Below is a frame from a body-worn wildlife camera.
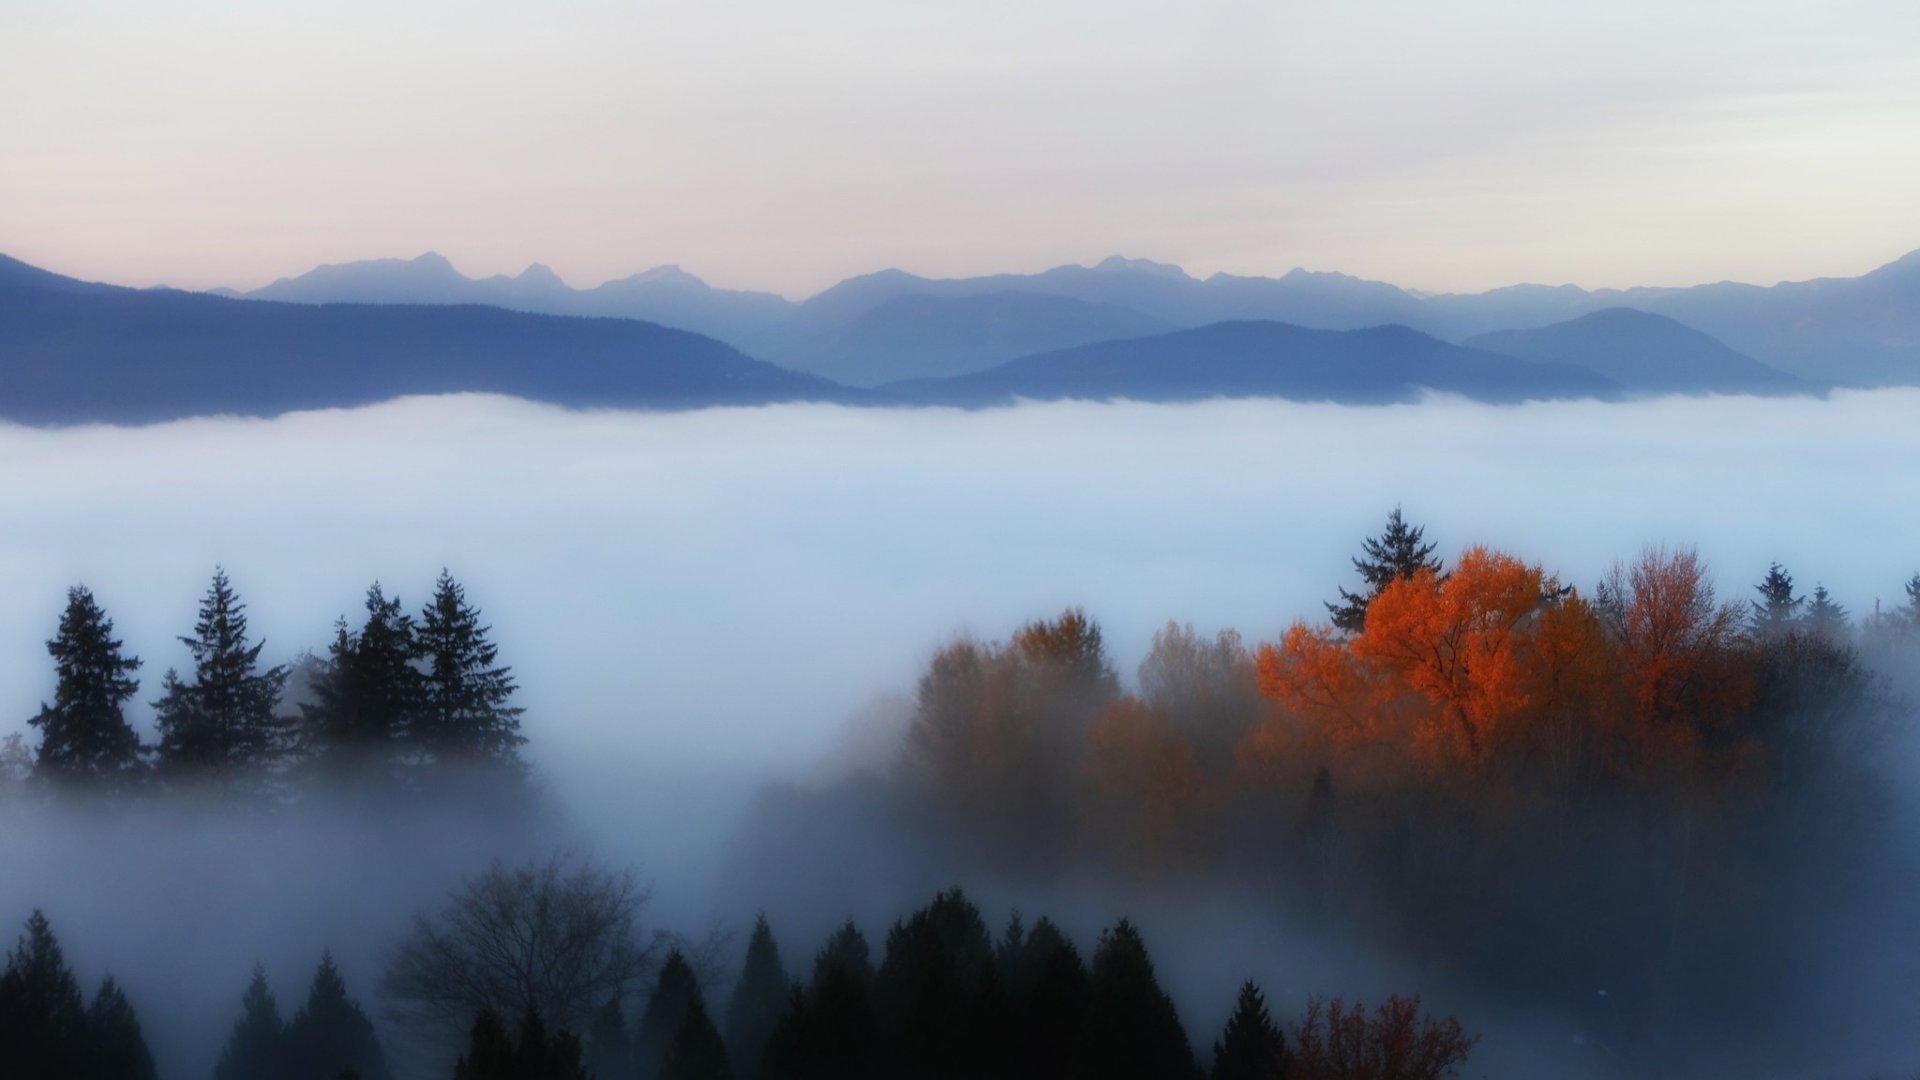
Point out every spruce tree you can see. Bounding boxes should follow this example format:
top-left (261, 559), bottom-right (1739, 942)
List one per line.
top-left (84, 976), bottom-right (157, 1080)
top-left (300, 585), bottom-right (421, 778)
top-left (452, 1009), bottom-right (516, 1080)
top-left (1210, 981), bottom-right (1285, 1080)
top-left (662, 994), bottom-right (733, 1080)
top-left (154, 569), bottom-right (291, 783)
top-left (768, 921), bottom-right (879, 1080)
top-left (215, 966), bottom-right (287, 1080)
top-left (1326, 509), bottom-right (1443, 633)
top-left (1749, 563), bottom-right (1803, 639)
top-left (282, 952), bottom-right (391, 1080)
top-left (416, 571), bottom-right (525, 769)
top-left (726, 915), bottom-right (788, 1080)
top-left (0, 910), bottom-right (90, 1078)
top-left (635, 950), bottom-right (702, 1080)
top-left (1004, 917), bottom-right (1087, 1080)
top-left (1904, 573), bottom-right (1920, 626)
top-left (1804, 584), bottom-right (1849, 639)
top-left (873, 889), bottom-right (993, 1079)
top-left (1078, 919), bottom-right (1199, 1080)
top-left (29, 587), bottom-right (144, 788)
top-left (510, 1008), bottom-right (589, 1080)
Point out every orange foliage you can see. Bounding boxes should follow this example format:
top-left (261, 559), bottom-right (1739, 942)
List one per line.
top-left (1080, 696), bottom-right (1207, 872)
top-left (1353, 548), bottom-right (1547, 765)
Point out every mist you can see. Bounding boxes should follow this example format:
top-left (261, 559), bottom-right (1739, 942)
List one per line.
top-left (4, 391), bottom-right (1919, 1078)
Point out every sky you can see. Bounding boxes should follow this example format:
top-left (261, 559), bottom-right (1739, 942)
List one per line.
top-left (3, 0), bottom-right (1918, 298)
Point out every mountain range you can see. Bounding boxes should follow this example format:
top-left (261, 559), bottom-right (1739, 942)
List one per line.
top-left (213, 249), bottom-right (1920, 388)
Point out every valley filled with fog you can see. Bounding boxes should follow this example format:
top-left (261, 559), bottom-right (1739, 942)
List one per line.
top-left (4, 391), bottom-right (1919, 1079)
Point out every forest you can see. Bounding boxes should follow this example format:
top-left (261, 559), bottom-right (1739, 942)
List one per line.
top-left (2, 512), bottom-right (1917, 1078)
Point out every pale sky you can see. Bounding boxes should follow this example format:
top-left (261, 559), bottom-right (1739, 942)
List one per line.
top-left (3, 0), bottom-right (1917, 298)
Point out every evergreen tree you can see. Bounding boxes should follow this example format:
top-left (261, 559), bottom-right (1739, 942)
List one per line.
top-left (300, 586), bottom-right (421, 777)
top-left (1002, 917), bottom-right (1087, 1080)
top-left (451, 1009), bottom-right (516, 1080)
top-left (1749, 562), bottom-right (1803, 639)
top-left (29, 587), bottom-right (144, 787)
top-left (1210, 981), bottom-right (1285, 1080)
top-left (635, 950), bottom-right (702, 1080)
top-left (661, 995), bottom-right (733, 1080)
top-left (84, 977), bottom-right (156, 1080)
top-left (764, 922), bottom-right (879, 1080)
top-left (585, 995), bottom-right (630, 1080)
top-left (1326, 509), bottom-right (1443, 634)
top-left (725, 915), bottom-right (788, 1080)
top-left (216, 966), bottom-right (287, 1080)
top-left (1078, 919), bottom-right (1199, 1080)
top-left (0, 910), bottom-right (90, 1079)
top-left (283, 952), bottom-right (391, 1080)
top-left (416, 571), bottom-right (525, 769)
top-left (873, 889), bottom-right (994, 1079)
top-left (1904, 572), bottom-right (1920, 626)
top-left (510, 1008), bottom-right (590, 1080)
top-left (1804, 584), bottom-right (1850, 639)
top-left (154, 569), bottom-right (291, 783)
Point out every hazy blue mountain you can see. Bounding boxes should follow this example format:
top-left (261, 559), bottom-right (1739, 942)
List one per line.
top-left (886, 320), bottom-right (1619, 408)
top-left (771, 290), bottom-right (1172, 385)
top-left (1467, 309), bottom-right (1809, 396)
top-left (236, 253), bottom-right (798, 349)
top-left (0, 255), bottom-right (862, 425)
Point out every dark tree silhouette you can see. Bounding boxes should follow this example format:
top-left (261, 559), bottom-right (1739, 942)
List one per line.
top-left (999, 916), bottom-right (1087, 1080)
top-left (1749, 562), bottom-right (1803, 639)
top-left (507, 1008), bottom-right (589, 1080)
top-left (1803, 584), bottom-right (1849, 639)
top-left (0, 910), bottom-right (90, 1078)
top-left (765, 921), bottom-right (880, 1080)
top-left (29, 587), bottom-right (144, 788)
top-left (725, 915), bottom-right (788, 1080)
top-left (415, 571), bottom-right (526, 770)
top-left (584, 995), bottom-right (629, 1080)
top-left (384, 852), bottom-right (652, 1039)
top-left (661, 995), bottom-right (733, 1080)
top-left (153, 569), bottom-right (291, 783)
top-left (282, 952), bottom-right (391, 1080)
top-left (1326, 508), bottom-right (1443, 634)
top-left (84, 976), bottom-right (157, 1080)
top-left (215, 966), bottom-right (287, 1080)
top-left (1211, 980), bottom-right (1286, 1080)
top-left (451, 1009), bottom-right (516, 1080)
top-left (1078, 919), bottom-right (1199, 1080)
top-left (300, 585), bottom-right (421, 777)
top-left (873, 889), bottom-right (994, 1079)
top-left (635, 950), bottom-right (703, 1080)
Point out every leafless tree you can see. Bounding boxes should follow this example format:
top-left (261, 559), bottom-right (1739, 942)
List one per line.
top-left (381, 850), bottom-right (656, 1036)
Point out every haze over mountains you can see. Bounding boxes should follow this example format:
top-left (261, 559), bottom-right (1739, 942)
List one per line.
top-left (219, 248), bottom-right (1918, 389)
top-left (3, 246), bottom-right (1909, 424)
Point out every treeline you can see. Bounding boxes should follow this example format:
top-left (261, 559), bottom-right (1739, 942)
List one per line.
top-left (1, 569), bottom-right (526, 801)
top-left (0, 885), bottom-right (1477, 1080)
top-left (737, 511), bottom-right (1918, 1063)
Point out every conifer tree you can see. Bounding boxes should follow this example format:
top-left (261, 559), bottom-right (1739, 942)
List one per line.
top-left (1904, 573), bottom-right (1920, 626)
top-left (1803, 584), bottom-right (1849, 639)
top-left (1327, 509), bottom-right (1443, 633)
top-left (510, 1008), bottom-right (589, 1080)
top-left (84, 976), bottom-right (157, 1080)
top-left (873, 889), bottom-right (993, 1079)
top-left (0, 910), bottom-right (89, 1079)
top-left (1002, 917), bottom-right (1087, 1080)
top-left (661, 995), bottom-right (733, 1080)
top-left (29, 587), bottom-right (144, 788)
top-left (585, 995), bottom-right (629, 1080)
top-left (154, 569), bottom-right (291, 783)
top-left (635, 950), bottom-right (702, 1080)
top-left (763, 922), bottom-right (879, 1080)
top-left (1078, 919), bottom-right (1199, 1080)
top-left (300, 585), bottom-right (421, 777)
top-left (215, 966), bottom-right (287, 1080)
top-left (1210, 981), bottom-right (1285, 1080)
top-left (1749, 562), bottom-right (1802, 639)
top-left (452, 1009), bottom-right (516, 1080)
top-left (726, 915), bottom-right (788, 1080)
top-left (283, 952), bottom-right (391, 1080)
top-left (416, 571), bottom-right (525, 769)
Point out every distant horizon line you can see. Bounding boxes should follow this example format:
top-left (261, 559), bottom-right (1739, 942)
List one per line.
top-left (12, 244), bottom-right (1920, 306)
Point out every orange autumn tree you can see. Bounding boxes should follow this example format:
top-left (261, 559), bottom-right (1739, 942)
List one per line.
top-left (1257, 547), bottom-right (1593, 770)
top-left (1079, 695), bottom-right (1207, 874)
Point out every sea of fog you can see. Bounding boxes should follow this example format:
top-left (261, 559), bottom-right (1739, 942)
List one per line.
top-left (3, 390), bottom-right (1919, 1078)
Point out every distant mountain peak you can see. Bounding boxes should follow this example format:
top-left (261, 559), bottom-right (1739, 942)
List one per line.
top-left (516, 262), bottom-right (566, 287)
top-left (411, 252), bottom-right (456, 270)
top-left (626, 264), bottom-right (705, 287)
top-left (1092, 255), bottom-right (1191, 280)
